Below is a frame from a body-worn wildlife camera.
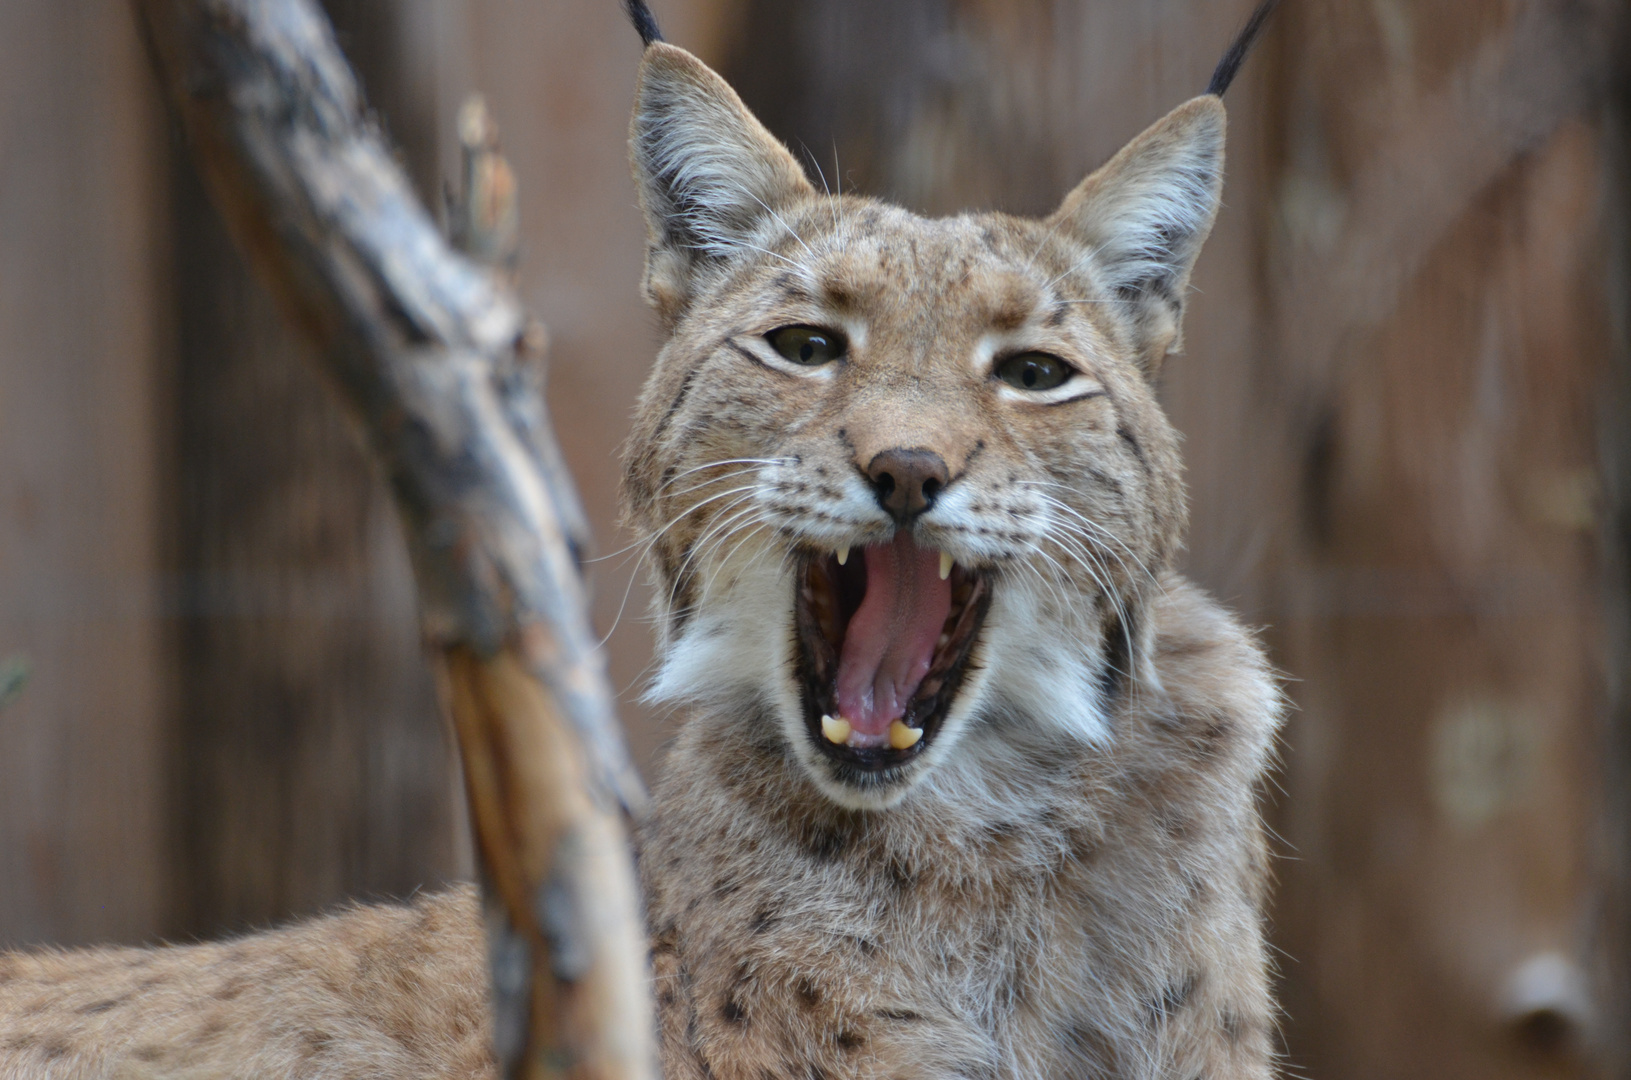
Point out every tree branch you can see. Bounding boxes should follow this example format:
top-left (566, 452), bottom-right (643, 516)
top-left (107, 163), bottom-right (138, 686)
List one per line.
top-left (134, 2), bottom-right (654, 1077)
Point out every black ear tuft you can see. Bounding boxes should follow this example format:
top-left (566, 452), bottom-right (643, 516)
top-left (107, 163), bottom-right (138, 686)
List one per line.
top-left (624, 0), bottom-right (663, 47)
top-left (1205, 0), bottom-right (1280, 97)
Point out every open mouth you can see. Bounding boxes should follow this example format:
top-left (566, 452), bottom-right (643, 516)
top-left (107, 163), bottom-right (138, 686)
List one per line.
top-left (795, 531), bottom-right (992, 773)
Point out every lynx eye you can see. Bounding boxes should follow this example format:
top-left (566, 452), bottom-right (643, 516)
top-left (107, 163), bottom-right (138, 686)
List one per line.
top-left (767, 325), bottom-right (845, 366)
top-left (995, 351), bottom-right (1072, 391)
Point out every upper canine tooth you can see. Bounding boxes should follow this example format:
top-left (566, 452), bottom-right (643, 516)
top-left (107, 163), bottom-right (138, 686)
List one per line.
top-left (889, 720), bottom-right (923, 750)
top-left (836, 545), bottom-right (850, 566)
top-left (821, 714), bottom-right (852, 744)
top-left (939, 551), bottom-right (954, 580)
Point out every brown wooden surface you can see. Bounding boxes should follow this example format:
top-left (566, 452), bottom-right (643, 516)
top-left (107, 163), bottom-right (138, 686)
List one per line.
top-left (1601, 63), bottom-right (1631, 1074)
top-left (1269, 4), bottom-right (1620, 1077)
top-left (0, 0), bottom-right (169, 949)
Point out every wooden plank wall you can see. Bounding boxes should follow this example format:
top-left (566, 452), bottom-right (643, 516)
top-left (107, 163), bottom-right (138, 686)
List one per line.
top-left (0, 0), bottom-right (169, 948)
top-left (1266, 3), bottom-right (1622, 1076)
top-left (162, 0), bottom-right (467, 939)
top-left (0, 1), bottom-right (1624, 1077)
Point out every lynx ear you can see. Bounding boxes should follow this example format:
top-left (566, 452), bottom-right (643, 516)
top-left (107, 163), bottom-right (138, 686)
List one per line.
top-left (631, 43), bottom-right (815, 325)
top-left (1049, 95), bottom-right (1225, 372)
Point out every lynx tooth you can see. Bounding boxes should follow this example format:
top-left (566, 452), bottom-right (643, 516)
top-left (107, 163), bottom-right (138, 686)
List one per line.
top-left (939, 551), bottom-right (953, 580)
top-left (821, 714), bottom-right (851, 744)
top-left (889, 719), bottom-right (923, 750)
top-left (836, 545), bottom-right (850, 566)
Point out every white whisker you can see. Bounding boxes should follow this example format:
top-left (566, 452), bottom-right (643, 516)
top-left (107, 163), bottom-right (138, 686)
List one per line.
top-left (597, 485), bottom-right (762, 646)
top-left (656, 457), bottom-right (788, 494)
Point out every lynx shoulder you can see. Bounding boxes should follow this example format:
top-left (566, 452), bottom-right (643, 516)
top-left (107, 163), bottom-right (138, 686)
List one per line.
top-left (0, 7), bottom-right (1283, 1079)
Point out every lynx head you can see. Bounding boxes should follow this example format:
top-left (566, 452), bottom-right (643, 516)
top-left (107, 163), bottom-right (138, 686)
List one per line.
top-left (621, 41), bottom-right (1225, 810)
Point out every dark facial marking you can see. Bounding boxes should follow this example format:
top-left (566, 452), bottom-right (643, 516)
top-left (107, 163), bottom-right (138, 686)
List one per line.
top-left (77, 997), bottom-right (126, 1015)
top-left (988, 291), bottom-right (1035, 332)
top-left (1100, 611), bottom-right (1132, 700)
top-left (1118, 425), bottom-right (1149, 472)
top-left (796, 978), bottom-right (822, 1008)
top-left (1060, 1021), bottom-right (1120, 1072)
top-left (1159, 808), bottom-right (1194, 840)
top-left (1145, 973), bottom-right (1200, 1026)
top-left (726, 338), bottom-right (784, 374)
top-left (653, 367), bottom-right (699, 444)
top-left (1083, 464), bottom-right (1123, 497)
top-left (877, 1009), bottom-right (923, 1021)
top-left (821, 277), bottom-right (860, 311)
top-left (1197, 719), bottom-right (1235, 758)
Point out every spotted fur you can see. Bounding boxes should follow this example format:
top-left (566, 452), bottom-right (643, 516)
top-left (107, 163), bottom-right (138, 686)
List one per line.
top-left (0, 888), bottom-right (490, 1079)
top-left (623, 40), bottom-right (1282, 1079)
top-left (0, 32), bottom-right (1281, 1080)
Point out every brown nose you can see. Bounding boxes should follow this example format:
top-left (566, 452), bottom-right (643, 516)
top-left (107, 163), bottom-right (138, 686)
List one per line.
top-left (865, 448), bottom-right (950, 524)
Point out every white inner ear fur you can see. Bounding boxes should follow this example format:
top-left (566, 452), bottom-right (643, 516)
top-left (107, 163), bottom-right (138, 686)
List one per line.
top-left (631, 43), bottom-right (814, 266)
top-left (1050, 95), bottom-right (1226, 359)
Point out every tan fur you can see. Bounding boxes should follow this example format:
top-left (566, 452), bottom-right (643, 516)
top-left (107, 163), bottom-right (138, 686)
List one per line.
top-left (0, 39), bottom-right (1279, 1080)
top-left (643, 580), bottom-right (1278, 1079)
top-left (0, 888), bottom-right (490, 1079)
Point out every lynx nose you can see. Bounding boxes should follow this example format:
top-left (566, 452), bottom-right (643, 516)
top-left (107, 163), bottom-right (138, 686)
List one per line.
top-left (865, 448), bottom-right (950, 525)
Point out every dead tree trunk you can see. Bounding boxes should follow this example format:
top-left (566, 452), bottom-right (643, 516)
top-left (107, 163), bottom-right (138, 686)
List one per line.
top-left (135, 2), bottom-right (656, 1078)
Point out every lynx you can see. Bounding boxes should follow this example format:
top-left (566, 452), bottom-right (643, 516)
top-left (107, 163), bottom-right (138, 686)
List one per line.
top-left (0, 4), bottom-right (1282, 1078)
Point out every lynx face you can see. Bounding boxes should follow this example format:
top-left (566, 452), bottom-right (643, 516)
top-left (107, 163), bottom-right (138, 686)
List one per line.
top-left (624, 44), bottom-right (1223, 809)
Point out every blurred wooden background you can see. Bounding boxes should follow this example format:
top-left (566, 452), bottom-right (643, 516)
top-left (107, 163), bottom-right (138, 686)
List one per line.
top-left (0, 1), bottom-right (1625, 1077)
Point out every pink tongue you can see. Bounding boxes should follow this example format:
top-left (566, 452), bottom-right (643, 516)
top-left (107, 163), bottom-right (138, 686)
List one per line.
top-left (835, 532), bottom-right (952, 737)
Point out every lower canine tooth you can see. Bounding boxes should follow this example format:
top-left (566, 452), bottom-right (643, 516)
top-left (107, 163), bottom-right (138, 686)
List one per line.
top-left (821, 714), bottom-right (851, 744)
top-left (889, 720), bottom-right (923, 750)
top-left (939, 551), bottom-right (954, 580)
